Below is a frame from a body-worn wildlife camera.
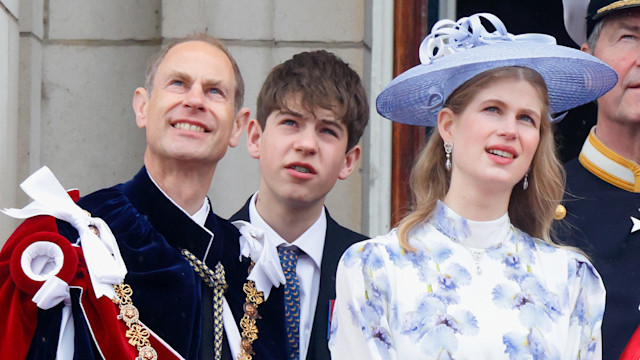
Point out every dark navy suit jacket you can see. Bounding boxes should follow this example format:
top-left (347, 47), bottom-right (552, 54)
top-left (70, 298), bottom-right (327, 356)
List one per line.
top-left (230, 197), bottom-right (367, 360)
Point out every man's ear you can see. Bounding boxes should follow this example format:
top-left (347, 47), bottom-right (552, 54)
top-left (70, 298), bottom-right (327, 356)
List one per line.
top-left (581, 42), bottom-right (591, 54)
top-left (133, 87), bottom-right (149, 129)
top-left (437, 107), bottom-right (456, 143)
top-left (338, 144), bottom-right (362, 180)
top-left (246, 118), bottom-right (263, 159)
top-left (228, 107), bottom-right (250, 148)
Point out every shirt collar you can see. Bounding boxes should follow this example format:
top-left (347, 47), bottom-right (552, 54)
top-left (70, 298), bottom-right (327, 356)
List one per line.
top-left (191, 200), bottom-right (210, 227)
top-left (579, 127), bottom-right (640, 192)
top-left (248, 192), bottom-right (326, 269)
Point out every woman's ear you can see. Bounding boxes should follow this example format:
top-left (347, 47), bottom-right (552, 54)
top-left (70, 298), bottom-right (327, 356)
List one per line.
top-left (437, 108), bottom-right (455, 143)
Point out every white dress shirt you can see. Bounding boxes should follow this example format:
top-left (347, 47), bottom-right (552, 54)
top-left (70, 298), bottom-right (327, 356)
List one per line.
top-left (248, 192), bottom-right (326, 360)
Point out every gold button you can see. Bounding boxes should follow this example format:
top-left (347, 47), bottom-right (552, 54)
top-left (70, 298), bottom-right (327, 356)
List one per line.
top-left (554, 205), bottom-right (566, 220)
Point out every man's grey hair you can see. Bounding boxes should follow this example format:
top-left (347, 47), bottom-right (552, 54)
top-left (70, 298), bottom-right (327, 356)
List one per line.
top-left (586, 19), bottom-right (605, 53)
top-left (144, 34), bottom-right (245, 113)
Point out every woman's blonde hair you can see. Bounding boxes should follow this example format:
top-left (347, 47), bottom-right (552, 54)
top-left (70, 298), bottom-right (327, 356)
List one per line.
top-left (397, 66), bottom-right (565, 251)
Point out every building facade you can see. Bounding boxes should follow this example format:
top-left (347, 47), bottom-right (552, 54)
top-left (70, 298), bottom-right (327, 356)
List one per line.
top-left (0, 0), bottom-right (394, 241)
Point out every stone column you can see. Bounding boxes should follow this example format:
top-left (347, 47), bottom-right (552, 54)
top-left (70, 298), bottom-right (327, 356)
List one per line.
top-left (0, 0), bottom-right (20, 241)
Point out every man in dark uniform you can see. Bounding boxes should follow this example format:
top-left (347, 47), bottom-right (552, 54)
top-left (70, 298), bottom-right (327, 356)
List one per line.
top-left (561, 1), bottom-right (640, 358)
top-left (0, 34), bottom-right (283, 359)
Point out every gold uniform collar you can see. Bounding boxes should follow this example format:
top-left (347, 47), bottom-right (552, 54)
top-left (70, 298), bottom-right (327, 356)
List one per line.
top-left (578, 127), bottom-right (640, 192)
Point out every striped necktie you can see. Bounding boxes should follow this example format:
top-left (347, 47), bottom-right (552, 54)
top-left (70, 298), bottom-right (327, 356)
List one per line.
top-left (279, 246), bottom-right (301, 360)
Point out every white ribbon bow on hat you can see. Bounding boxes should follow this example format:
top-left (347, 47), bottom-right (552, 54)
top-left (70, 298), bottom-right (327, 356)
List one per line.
top-left (2, 166), bottom-right (127, 301)
top-left (419, 13), bottom-right (555, 65)
top-left (232, 220), bottom-right (286, 300)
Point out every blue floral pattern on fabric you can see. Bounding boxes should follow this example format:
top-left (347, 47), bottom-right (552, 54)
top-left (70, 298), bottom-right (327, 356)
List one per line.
top-left (329, 201), bottom-right (605, 360)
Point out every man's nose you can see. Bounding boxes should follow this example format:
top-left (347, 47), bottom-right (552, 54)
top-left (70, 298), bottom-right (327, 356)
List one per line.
top-left (184, 86), bottom-right (206, 111)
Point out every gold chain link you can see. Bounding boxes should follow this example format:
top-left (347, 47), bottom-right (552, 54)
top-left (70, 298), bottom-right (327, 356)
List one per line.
top-left (113, 283), bottom-right (158, 360)
top-left (236, 261), bottom-right (265, 360)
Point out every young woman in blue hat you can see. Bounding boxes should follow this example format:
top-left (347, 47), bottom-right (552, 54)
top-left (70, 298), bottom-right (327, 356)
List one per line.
top-left (329, 13), bottom-right (617, 359)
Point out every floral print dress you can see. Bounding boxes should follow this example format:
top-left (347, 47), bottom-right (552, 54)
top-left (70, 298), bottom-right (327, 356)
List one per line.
top-left (329, 201), bottom-right (605, 360)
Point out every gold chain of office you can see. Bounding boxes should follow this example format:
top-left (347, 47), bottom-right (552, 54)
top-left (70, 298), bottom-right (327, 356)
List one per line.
top-left (98, 224), bottom-right (263, 360)
top-left (113, 283), bottom-right (158, 360)
top-left (85, 222), bottom-right (158, 360)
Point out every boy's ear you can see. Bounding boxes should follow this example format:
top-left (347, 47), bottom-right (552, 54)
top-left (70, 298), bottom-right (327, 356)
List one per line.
top-left (246, 119), bottom-right (263, 159)
top-left (133, 87), bottom-right (149, 129)
top-left (228, 107), bottom-right (250, 148)
top-left (338, 144), bottom-right (361, 180)
top-left (437, 107), bottom-right (456, 143)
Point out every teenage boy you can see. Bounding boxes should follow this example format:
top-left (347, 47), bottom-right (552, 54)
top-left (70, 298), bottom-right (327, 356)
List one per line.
top-left (231, 50), bottom-right (369, 360)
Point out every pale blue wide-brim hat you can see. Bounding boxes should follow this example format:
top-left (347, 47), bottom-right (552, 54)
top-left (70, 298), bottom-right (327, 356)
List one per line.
top-left (376, 13), bottom-right (618, 126)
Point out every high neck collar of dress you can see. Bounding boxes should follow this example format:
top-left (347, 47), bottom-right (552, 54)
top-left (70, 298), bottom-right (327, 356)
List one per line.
top-left (431, 200), bottom-right (511, 249)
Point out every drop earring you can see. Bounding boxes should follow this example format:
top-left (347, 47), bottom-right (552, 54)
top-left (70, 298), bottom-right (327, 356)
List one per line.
top-left (444, 142), bottom-right (453, 171)
top-left (523, 173), bottom-right (529, 190)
